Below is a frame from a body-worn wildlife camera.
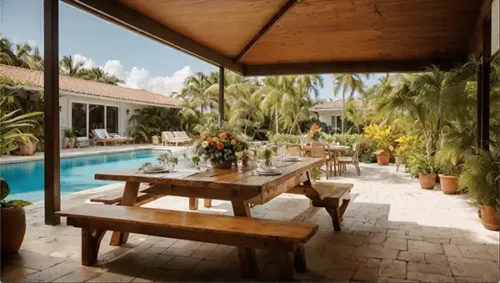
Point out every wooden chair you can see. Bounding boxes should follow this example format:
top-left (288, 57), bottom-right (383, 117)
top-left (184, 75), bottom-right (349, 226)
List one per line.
top-left (310, 142), bottom-right (332, 179)
top-left (337, 143), bottom-right (361, 176)
top-left (56, 204), bottom-right (318, 281)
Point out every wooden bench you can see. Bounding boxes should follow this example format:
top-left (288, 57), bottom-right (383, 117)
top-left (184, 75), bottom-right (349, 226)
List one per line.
top-left (56, 204), bottom-right (318, 281)
top-left (289, 182), bottom-right (352, 231)
top-left (89, 185), bottom-right (159, 206)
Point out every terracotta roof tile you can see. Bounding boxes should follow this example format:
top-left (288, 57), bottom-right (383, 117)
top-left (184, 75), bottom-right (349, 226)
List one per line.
top-left (313, 99), bottom-right (364, 110)
top-left (0, 64), bottom-right (178, 107)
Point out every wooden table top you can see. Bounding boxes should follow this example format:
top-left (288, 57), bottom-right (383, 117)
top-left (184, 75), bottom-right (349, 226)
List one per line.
top-left (95, 157), bottom-right (324, 192)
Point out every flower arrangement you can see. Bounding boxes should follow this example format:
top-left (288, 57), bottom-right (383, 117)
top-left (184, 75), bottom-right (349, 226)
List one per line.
top-left (196, 129), bottom-right (248, 169)
top-left (307, 124), bottom-right (322, 141)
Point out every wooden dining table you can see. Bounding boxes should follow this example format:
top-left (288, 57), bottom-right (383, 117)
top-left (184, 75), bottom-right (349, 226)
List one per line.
top-left (95, 157), bottom-right (331, 275)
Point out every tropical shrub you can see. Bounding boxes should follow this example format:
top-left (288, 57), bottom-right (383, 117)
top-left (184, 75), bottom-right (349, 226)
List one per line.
top-left (395, 134), bottom-right (425, 165)
top-left (127, 107), bottom-right (182, 143)
top-left (459, 148), bottom-right (500, 207)
top-left (269, 133), bottom-right (304, 145)
top-left (363, 124), bottom-right (395, 156)
top-left (407, 154), bottom-right (435, 175)
top-left (1, 178), bottom-right (31, 208)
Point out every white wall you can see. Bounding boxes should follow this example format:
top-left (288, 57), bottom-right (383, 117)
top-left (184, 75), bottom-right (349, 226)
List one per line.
top-left (59, 93), bottom-right (152, 138)
top-left (316, 109), bottom-right (342, 128)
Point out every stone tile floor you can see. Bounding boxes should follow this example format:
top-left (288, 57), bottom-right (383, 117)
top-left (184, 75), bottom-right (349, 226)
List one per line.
top-left (1, 163), bottom-right (499, 282)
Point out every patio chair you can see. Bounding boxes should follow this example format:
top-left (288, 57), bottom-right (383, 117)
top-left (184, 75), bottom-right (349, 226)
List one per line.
top-left (178, 131), bottom-right (193, 143)
top-left (310, 142), bottom-right (332, 179)
top-left (337, 143), bottom-right (361, 176)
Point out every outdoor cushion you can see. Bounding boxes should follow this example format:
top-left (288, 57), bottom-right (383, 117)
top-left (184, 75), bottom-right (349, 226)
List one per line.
top-left (101, 129), bottom-right (112, 139)
top-left (93, 129), bottom-right (105, 139)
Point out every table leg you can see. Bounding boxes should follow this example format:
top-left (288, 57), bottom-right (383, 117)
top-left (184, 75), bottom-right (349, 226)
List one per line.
top-left (333, 152), bottom-right (338, 176)
top-left (231, 201), bottom-right (259, 279)
top-left (189, 197), bottom-right (199, 210)
top-left (110, 181), bottom-right (140, 246)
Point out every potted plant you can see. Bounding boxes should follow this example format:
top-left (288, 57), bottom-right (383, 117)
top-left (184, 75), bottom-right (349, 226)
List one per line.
top-left (157, 150), bottom-right (179, 171)
top-left (363, 124), bottom-right (394, 165)
top-left (435, 152), bottom-right (460, 194)
top-left (460, 148), bottom-right (500, 231)
top-left (196, 129), bottom-right (247, 169)
top-left (19, 138), bottom-right (37, 156)
top-left (1, 178), bottom-right (31, 253)
top-left (409, 154), bottom-right (436, 189)
top-left (62, 128), bottom-right (76, 149)
top-left (260, 147), bottom-right (274, 167)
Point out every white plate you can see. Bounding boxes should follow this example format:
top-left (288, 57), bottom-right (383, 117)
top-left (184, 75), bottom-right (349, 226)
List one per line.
top-left (142, 167), bottom-right (169, 174)
top-left (256, 167), bottom-right (279, 173)
top-left (255, 170), bottom-right (282, 176)
top-left (281, 156), bottom-right (302, 162)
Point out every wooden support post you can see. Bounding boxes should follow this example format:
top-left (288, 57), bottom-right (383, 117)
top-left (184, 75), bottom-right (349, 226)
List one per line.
top-left (189, 197), bottom-right (199, 210)
top-left (478, 17), bottom-right (492, 150)
top-left (44, 0), bottom-right (61, 226)
top-left (82, 228), bottom-right (106, 266)
top-left (293, 245), bottom-right (307, 273)
top-left (278, 252), bottom-right (294, 281)
top-left (218, 66), bottom-right (224, 127)
top-left (231, 201), bottom-right (259, 279)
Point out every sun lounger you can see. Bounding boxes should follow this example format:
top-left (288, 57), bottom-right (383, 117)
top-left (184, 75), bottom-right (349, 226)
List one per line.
top-left (91, 129), bottom-right (133, 146)
top-left (162, 131), bottom-right (190, 146)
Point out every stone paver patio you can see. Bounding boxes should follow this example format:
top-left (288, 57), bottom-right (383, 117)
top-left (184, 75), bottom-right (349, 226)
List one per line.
top-left (1, 163), bottom-right (499, 282)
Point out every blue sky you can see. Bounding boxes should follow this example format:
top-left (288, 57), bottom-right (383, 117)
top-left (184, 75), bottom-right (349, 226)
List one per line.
top-left (0, 0), bottom-right (380, 99)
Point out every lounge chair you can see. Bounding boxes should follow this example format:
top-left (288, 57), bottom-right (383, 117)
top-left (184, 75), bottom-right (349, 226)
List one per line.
top-left (90, 129), bottom-right (133, 146)
top-left (177, 131), bottom-right (193, 143)
top-left (162, 131), bottom-right (190, 146)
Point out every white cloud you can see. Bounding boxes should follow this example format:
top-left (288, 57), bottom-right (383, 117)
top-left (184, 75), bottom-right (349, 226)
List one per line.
top-left (75, 55), bottom-right (191, 95)
top-left (73, 54), bottom-right (96, 69)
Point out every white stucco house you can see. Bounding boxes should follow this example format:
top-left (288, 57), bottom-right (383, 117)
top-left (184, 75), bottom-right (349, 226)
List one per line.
top-left (0, 64), bottom-right (178, 144)
top-left (312, 99), bottom-right (365, 132)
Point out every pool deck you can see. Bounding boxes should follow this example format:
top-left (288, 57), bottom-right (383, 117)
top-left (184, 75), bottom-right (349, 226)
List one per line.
top-left (1, 163), bottom-right (498, 282)
top-left (0, 144), bottom-right (188, 165)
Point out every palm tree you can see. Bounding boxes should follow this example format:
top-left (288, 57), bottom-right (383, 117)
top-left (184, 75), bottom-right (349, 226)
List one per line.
top-left (26, 47), bottom-right (43, 70)
top-left (0, 35), bottom-right (15, 65)
top-left (183, 72), bottom-right (216, 115)
top-left (13, 44), bottom-right (32, 68)
top-left (59, 55), bottom-right (86, 77)
top-left (84, 67), bottom-right (122, 85)
top-left (332, 73), bottom-right (369, 133)
top-left (260, 76), bottom-right (296, 134)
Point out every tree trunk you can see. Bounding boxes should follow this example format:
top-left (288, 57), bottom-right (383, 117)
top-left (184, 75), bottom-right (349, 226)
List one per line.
top-left (275, 107), bottom-right (279, 133)
top-left (341, 93), bottom-right (345, 134)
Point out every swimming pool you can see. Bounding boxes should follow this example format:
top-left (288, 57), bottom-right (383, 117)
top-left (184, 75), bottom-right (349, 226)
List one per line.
top-left (0, 150), bottom-right (185, 202)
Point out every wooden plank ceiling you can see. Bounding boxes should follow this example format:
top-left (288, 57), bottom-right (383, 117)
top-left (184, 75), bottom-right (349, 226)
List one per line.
top-left (64, 0), bottom-right (483, 75)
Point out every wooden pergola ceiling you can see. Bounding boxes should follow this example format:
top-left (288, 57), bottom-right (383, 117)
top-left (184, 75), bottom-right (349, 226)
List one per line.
top-left (64, 0), bottom-right (485, 75)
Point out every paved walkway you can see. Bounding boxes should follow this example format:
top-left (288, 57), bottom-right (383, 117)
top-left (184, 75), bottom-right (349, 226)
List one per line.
top-left (1, 163), bottom-right (498, 282)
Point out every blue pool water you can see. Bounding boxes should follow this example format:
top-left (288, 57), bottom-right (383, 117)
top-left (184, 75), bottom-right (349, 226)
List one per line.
top-left (0, 150), bottom-right (183, 202)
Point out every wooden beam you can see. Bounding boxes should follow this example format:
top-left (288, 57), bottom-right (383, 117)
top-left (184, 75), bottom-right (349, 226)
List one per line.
top-left (62, 0), bottom-right (243, 74)
top-left (234, 0), bottom-right (299, 63)
top-left (44, 0), bottom-right (61, 226)
top-left (470, 0), bottom-right (494, 58)
top-left (243, 57), bottom-right (467, 76)
top-left (478, 18), bottom-right (492, 149)
top-left (218, 66), bottom-right (225, 127)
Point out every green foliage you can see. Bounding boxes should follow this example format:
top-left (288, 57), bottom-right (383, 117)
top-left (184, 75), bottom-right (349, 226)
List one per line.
top-left (363, 124), bottom-right (395, 155)
top-left (0, 91), bottom-right (42, 154)
top-left (269, 133), bottom-right (304, 145)
top-left (127, 107), bottom-right (182, 143)
top-left (407, 154), bottom-right (435, 175)
top-left (0, 178), bottom-right (31, 208)
top-left (459, 148), bottom-right (500, 207)
top-left (62, 128), bottom-right (76, 138)
top-left (395, 134), bottom-right (425, 165)
top-left (309, 167), bottom-right (322, 181)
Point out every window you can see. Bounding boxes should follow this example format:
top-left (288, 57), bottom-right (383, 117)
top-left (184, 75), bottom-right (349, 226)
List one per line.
top-left (72, 103), bottom-right (87, 137)
top-left (89, 104), bottom-right (105, 130)
top-left (106, 106), bottom-right (119, 133)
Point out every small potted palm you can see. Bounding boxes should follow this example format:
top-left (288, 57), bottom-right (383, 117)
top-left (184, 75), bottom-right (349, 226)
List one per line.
top-left (460, 148), bottom-right (500, 231)
top-left (409, 154), bottom-right (436, 189)
top-left (363, 124), bottom-right (394, 165)
top-left (1, 178), bottom-right (31, 253)
top-left (435, 153), bottom-right (460, 194)
top-left (62, 128), bottom-right (76, 149)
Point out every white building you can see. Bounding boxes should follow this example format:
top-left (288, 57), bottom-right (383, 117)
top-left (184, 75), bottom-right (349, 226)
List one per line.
top-left (0, 64), bottom-right (178, 141)
top-left (312, 99), bottom-right (365, 132)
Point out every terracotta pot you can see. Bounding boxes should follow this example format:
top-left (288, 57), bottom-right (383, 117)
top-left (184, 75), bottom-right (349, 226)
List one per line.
top-left (478, 205), bottom-right (500, 231)
top-left (419, 173), bottom-right (436, 189)
top-left (211, 159), bottom-right (234, 169)
top-left (438, 175), bottom-right (459, 194)
top-left (1, 207), bottom-right (26, 254)
top-left (19, 145), bottom-right (36, 156)
top-left (64, 138), bottom-right (75, 149)
top-left (152, 136), bottom-right (159, 145)
top-left (376, 154), bottom-right (390, 165)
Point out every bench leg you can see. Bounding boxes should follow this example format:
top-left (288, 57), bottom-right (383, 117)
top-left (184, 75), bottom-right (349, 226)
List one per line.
top-left (278, 252), bottom-right (294, 281)
top-left (189, 197), bottom-right (198, 210)
top-left (203, 199), bottom-right (212, 208)
top-left (231, 201), bottom-right (259, 279)
top-left (110, 181), bottom-right (140, 246)
top-left (294, 245), bottom-right (307, 273)
top-left (82, 228), bottom-right (106, 266)
top-left (325, 200), bottom-right (342, 231)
